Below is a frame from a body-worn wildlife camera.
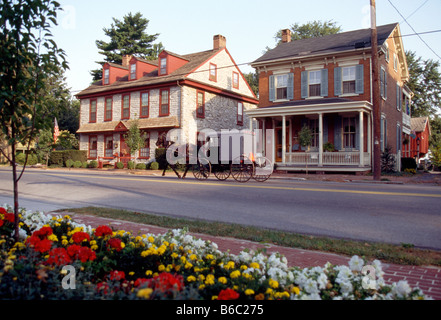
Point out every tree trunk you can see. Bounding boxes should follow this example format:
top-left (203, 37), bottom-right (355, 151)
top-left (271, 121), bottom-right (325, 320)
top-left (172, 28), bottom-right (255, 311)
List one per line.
top-left (11, 141), bottom-right (20, 242)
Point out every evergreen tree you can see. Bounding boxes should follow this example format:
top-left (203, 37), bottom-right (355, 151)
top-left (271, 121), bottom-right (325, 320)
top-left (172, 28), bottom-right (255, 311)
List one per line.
top-left (91, 12), bottom-right (163, 81)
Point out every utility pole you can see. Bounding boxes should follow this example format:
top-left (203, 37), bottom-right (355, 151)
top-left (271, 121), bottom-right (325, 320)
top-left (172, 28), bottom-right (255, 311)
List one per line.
top-left (371, 0), bottom-right (381, 180)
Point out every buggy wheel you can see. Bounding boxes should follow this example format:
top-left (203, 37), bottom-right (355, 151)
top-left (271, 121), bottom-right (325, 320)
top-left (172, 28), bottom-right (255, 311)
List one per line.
top-left (213, 164), bottom-right (231, 181)
top-left (231, 156), bottom-right (253, 183)
top-left (192, 159), bottom-right (211, 180)
top-left (253, 156), bottom-right (273, 182)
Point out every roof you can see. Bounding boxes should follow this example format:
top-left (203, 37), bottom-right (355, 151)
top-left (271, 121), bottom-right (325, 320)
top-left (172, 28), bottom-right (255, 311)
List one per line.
top-left (77, 117), bottom-right (179, 133)
top-left (77, 49), bottom-right (220, 97)
top-left (252, 23), bottom-right (398, 65)
top-left (411, 117), bottom-right (431, 134)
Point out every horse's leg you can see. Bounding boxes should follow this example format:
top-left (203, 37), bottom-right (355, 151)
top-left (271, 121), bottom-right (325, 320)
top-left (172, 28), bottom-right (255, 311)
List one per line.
top-left (181, 164), bottom-right (190, 179)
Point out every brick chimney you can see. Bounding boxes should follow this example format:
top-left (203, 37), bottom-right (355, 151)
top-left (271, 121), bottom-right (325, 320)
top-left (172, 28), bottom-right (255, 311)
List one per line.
top-left (282, 29), bottom-right (292, 43)
top-left (213, 35), bottom-right (226, 50)
top-left (122, 55), bottom-right (132, 68)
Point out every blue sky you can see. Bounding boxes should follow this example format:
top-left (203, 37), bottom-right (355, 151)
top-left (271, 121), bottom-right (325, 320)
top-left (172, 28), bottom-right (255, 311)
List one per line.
top-left (51, 0), bottom-right (441, 95)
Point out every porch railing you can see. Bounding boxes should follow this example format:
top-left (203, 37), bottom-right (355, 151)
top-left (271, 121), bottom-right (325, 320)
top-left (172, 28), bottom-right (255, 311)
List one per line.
top-left (284, 152), bottom-right (371, 166)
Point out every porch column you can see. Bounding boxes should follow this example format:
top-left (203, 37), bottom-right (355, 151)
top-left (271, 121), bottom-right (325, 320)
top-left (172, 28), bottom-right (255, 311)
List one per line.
top-left (359, 111), bottom-right (364, 167)
top-left (282, 115), bottom-right (286, 165)
top-left (318, 113), bottom-right (323, 167)
top-left (367, 113), bottom-right (371, 164)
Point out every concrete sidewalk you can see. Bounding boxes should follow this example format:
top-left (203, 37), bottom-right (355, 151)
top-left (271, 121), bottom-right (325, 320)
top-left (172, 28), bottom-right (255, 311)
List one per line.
top-left (50, 211), bottom-right (441, 300)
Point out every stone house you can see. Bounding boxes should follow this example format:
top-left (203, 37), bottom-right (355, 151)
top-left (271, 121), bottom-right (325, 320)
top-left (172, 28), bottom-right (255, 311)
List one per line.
top-left (247, 23), bottom-right (413, 173)
top-left (76, 35), bottom-right (258, 166)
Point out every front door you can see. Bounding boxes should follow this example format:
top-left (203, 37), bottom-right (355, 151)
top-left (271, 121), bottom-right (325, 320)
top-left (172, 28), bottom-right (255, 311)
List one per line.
top-left (120, 134), bottom-right (129, 157)
top-left (275, 128), bottom-right (289, 162)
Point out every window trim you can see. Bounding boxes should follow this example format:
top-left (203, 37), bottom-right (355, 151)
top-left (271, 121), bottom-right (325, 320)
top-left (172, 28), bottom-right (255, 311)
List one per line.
top-left (160, 57), bottom-right (167, 75)
top-left (308, 70), bottom-right (322, 97)
top-left (232, 71), bottom-right (239, 89)
top-left (104, 68), bottom-right (110, 85)
top-left (104, 96), bottom-right (113, 122)
top-left (140, 91), bottom-right (149, 118)
top-left (196, 90), bottom-right (205, 119)
top-left (138, 131), bottom-right (150, 159)
top-left (342, 116), bottom-right (357, 150)
top-left (130, 63), bottom-right (137, 80)
top-left (104, 134), bottom-right (114, 158)
top-left (89, 99), bottom-right (97, 123)
top-left (380, 66), bottom-right (387, 100)
top-left (121, 94), bottom-right (130, 120)
top-left (159, 89), bottom-right (170, 117)
top-left (209, 63), bottom-right (217, 82)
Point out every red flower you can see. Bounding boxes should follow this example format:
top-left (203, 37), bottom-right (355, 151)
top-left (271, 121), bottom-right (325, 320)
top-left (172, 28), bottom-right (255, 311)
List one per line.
top-left (150, 273), bottom-right (184, 292)
top-left (46, 247), bottom-right (72, 266)
top-left (33, 226), bottom-right (53, 238)
top-left (0, 220), bottom-right (3, 227)
top-left (0, 208), bottom-right (7, 215)
top-left (4, 213), bottom-right (14, 223)
top-left (218, 288), bottom-right (240, 300)
top-left (72, 231), bottom-right (90, 244)
top-left (26, 235), bottom-right (53, 253)
top-left (134, 278), bottom-right (149, 287)
top-left (78, 246), bottom-right (96, 263)
top-left (95, 225), bottom-right (113, 237)
top-left (109, 270), bottom-right (125, 281)
top-left (67, 244), bottom-right (82, 257)
top-left (107, 238), bottom-right (123, 252)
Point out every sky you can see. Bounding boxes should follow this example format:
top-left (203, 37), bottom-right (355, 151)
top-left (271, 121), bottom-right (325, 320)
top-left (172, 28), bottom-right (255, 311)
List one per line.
top-left (50, 0), bottom-right (441, 96)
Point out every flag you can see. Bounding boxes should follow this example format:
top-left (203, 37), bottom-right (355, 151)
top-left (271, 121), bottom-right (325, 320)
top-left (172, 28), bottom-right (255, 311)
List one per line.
top-left (54, 118), bottom-right (60, 143)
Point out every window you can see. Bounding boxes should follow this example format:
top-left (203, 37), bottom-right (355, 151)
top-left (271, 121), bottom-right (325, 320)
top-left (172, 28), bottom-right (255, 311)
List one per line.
top-left (233, 72), bottom-right (239, 89)
top-left (384, 42), bottom-right (389, 62)
top-left (105, 135), bottom-right (113, 157)
top-left (209, 63), bottom-right (217, 82)
top-left (276, 74), bottom-right (288, 100)
top-left (394, 54), bottom-right (398, 72)
top-left (343, 117), bottom-right (356, 149)
top-left (89, 100), bottom-right (97, 123)
top-left (130, 63), bottom-right (136, 80)
top-left (105, 97), bottom-right (112, 121)
top-left (380, 67), bottom-right (387, 99)
top-left (160, 58), bottom-right (167, 75)
top-left (308, 119), bottom-right (319, 149)
top-left (89, 136), bottom-right (97, 159)
top-left (139, 132), bottom-right (150, 158)
top-left (342, 66), bottom-right (356, 94)
top-left (140, 92), bottom-right (149, 118)
top-left (237, 102), bottom-right (243, 125)
top-left (104, 69), bottom-right (110, 85)
top-left (196, 91), bottom-right (205, 118)
top-left (381, 116), bottom-right (387, 152)
top-left (308, 71), bottom-right (322, 97)
top-left (160, 89), bottom-right (169, 116)
top-left (122, 94), bottom-right (130, 119)
top-left (396, 83), bottom-right (402, 111)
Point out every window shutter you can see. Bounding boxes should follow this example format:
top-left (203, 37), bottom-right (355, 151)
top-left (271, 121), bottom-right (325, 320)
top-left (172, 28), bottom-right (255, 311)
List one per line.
top-left (287, 73), bottom-right (294, 100)
top-left (321, 69), bottom-right (328, 97)
top-left (355, 64), bottom-right (364, 94)
top-left (380, 118), bottom-right (384, 151)
top-left (384, 71), bottom-right (388, 99)
top-left (380, 69), bottom-right (385, 98)
top-left (301, 71), bottom-right (308, 99)
top-left (323, 118), bottom-right (329, 145)
top-left (269, 75), bottom-right (275, 102)
top-left (396, 83), bottom-right (400, 110)
top-left (334, 67), bottom-right (342, 96)
top-left (334, 116), bottom-right (342, 151)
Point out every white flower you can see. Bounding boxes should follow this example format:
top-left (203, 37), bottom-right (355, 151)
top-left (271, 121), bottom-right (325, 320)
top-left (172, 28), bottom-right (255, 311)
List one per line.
top-left (304, 278), bottom-right (319, 294)
top-left (393, 280), bottom-right (412, 298)
top-left (317, 273), bottom-right (328, 289)
top-left (348, 255), bottom-right (364, 272)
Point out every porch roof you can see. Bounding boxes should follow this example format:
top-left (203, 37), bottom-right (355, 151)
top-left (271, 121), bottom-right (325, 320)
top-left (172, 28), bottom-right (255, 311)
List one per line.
top-left (245, 98), bottom-right (372, 118)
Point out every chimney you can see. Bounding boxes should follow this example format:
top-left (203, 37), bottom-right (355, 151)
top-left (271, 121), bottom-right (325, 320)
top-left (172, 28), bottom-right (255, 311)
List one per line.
top-left (282, 29), bottom-right (292, 43)
top-left (122, 55), bottom-right (132, 68)
top-left (213, 35), bottom-right (226, 50)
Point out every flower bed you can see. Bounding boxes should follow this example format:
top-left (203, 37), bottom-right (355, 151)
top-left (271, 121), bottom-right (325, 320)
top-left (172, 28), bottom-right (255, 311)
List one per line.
top-left (0, 205), bottom-right (430, 300)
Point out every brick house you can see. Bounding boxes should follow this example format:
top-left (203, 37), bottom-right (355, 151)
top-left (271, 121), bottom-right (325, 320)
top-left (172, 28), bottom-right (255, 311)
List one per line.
top-left (247, 23), bottom-right (412, 173)
top-left (76, 35), bottom-right (258, 166)
top-left (404, 116), bottom-right (431, 162)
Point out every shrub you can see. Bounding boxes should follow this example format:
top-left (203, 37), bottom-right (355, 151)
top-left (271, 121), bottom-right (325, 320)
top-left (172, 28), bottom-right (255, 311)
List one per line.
top-left (150, 161), bottom-right (159, 170)
top-left (73, 160), bottom-right (82, 168)
top-left (15, 153), bottom-right (38, 165)
top-left (49, 150), bottom-right (87, 166)
top-left (88, 160), bottom-right (98, 168)
top-left (154, 148), bottom-right (168, 170)
top-left (116, 162), bottom-right (124, 169)
top-left (136, 163), bottom-right (146, 170)
top-left (66, 159), bottom-right (74, 168)
top-left (127, 161), bottom-right (135, 170)
top-left (15, 153), bottom-right (26, 165)
top-left (401, 157), bottom-right (417, 171)
top-left (82, 162), bottom-right (88, 168)
top-left (404, 168), bottom-right (416, 174)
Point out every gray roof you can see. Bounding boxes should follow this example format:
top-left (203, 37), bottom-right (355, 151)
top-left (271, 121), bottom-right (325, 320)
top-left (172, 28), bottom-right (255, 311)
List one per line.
top-left (252, 23), bottom-right (398, 64)
top-left (411, 117), bottom-right (431, 134)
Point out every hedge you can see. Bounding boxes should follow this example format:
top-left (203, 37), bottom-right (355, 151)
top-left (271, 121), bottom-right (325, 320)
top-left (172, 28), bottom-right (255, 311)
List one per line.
top-left (49, 150), bottom-right (87, 167)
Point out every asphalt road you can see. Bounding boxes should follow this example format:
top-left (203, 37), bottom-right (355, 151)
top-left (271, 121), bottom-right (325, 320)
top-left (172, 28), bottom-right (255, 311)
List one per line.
top-left (1, 167), bottom-right (440, 250)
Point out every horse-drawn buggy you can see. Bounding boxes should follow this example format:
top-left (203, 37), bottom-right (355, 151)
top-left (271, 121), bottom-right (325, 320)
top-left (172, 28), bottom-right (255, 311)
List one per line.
top-left (158, 129), bottom-right (273, 183)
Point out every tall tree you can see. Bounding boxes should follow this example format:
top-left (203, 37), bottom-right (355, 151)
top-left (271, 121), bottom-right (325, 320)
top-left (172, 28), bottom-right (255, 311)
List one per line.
top-left (406, 50), bottom-right (441, 117)
top-left (91, 12), bottom-right (163, 80)
top-left (275, 20), bottom-right (342, 44)
top-left (0, 0), bottom-right (68, 241)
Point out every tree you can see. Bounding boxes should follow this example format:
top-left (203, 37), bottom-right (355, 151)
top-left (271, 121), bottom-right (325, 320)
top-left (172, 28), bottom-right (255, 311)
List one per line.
top-left (124, 120), bottom-right (147, 158)
top-left (406, 51), bottom-right (441, 117)
top-left (0, 0), bottom-right (68, 241)
top-left (274, 20), bottom-right (342, 44)
top-left (90, 12), bottom-right (164, 80)
top-left (244, 71), bottom-right (259, 97)
top-left (35, 129), bottom-right (55, 166)
top-left (299, 125), bottom-right (313, 175)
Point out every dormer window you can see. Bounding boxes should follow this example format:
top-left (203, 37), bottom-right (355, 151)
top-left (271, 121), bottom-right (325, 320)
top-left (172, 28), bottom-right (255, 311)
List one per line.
top-left (104, 69), bottom-right (110, 85)
top-left (130, 63), bottom-right (136, 80)
top-left (160, 58), bottom-right (167, 75)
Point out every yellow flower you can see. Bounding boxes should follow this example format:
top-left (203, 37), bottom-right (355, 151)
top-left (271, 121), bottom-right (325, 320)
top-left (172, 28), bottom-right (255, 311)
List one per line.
top-left (240, 265), bottom-right (248, 270)
top-left (206, 254), bottom-right (214, 260)
top-left (185, 262), bottom-right (193, 269)
top-left (187, 275), bottom-right (196, 282)
top-left (224, 261), bottom-right (235, 270)
top-left (269, 279), bottom-right (279, 289)
top-left (145, 270), bottom-right (153, 276)
top-left (158, 265), bottom-right (165, 272)
top-left (292, 287), bottom-right (300, 295)
top-left (230, 270), bottom-right (241, 279)
top-left (274, 291), bottom-right (290, 299)
top-left (205, 274), bottom-right (215, 286)
top-left (48, 234), bottom-right (58, 242)
top-left (198, 274), bottom-right (205, 282)
top-left (245, 289), bottom-right (255, 296)
top-left (250, 262), bottom-right (260, 269)
top-left (171, 253), bottom-right (179, 259)
top-left (218, 277), bottom-right (227, 284)
top-left (189, 254), bottom-right (197, 261)
top-left (266, 288), bottom-right (273, 295)
top-left (212, 296), bottom-right (218, 300)
top-left (148, 236), bottom-right (154, 243)
top-left (129, 271), bottom-right (135, 276)
top-left (243, 273), bottom-right (253, 280)
top-left (137, 288), bottom-right (153, 299)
